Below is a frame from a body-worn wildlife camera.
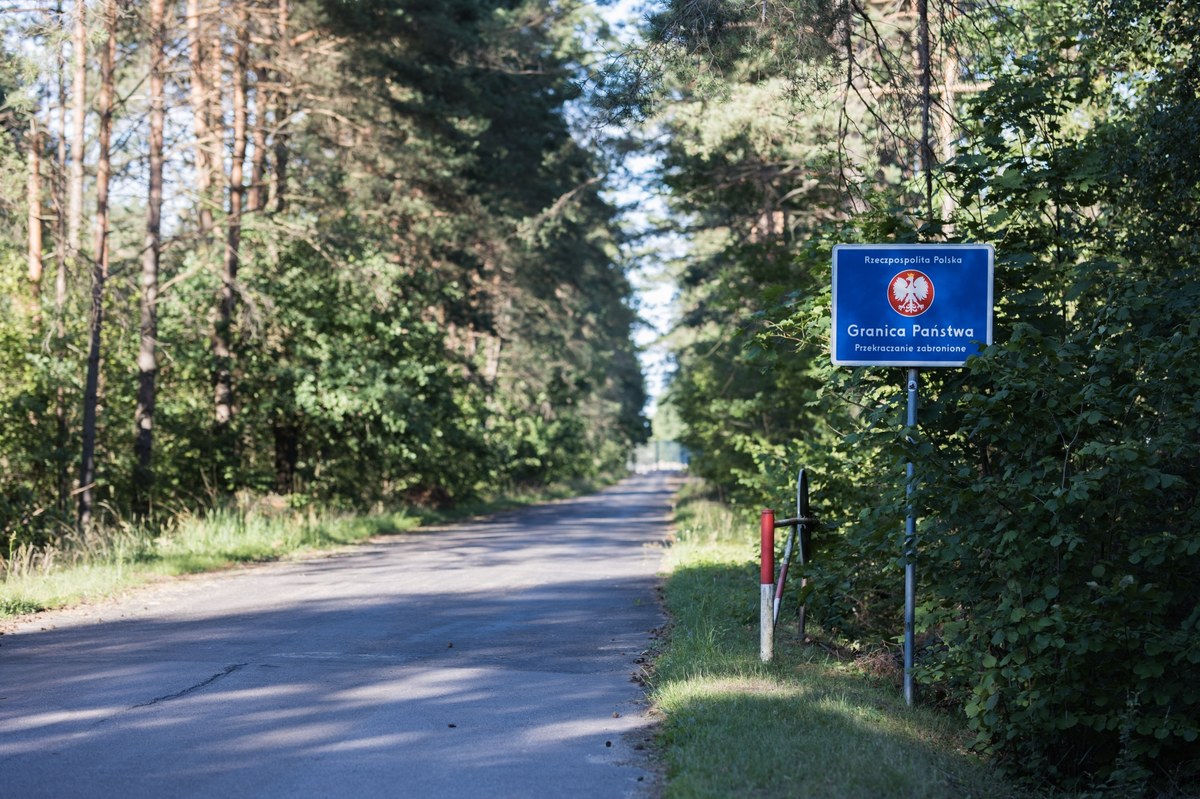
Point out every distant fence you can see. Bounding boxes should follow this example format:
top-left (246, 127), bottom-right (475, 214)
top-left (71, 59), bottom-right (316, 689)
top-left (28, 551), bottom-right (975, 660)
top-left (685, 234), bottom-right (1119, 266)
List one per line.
top-left (630, 440), bottom-right (690, 473)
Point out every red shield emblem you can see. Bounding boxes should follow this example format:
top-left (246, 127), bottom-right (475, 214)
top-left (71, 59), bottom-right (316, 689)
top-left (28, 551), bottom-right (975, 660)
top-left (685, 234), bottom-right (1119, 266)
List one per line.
top-left (888, 270), bottom-right (934, 317)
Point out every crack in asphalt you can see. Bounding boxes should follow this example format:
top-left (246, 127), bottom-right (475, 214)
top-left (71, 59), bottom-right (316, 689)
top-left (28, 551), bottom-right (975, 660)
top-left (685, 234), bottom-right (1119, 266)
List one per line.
top-left (133, 663), bottom-right (247, 709)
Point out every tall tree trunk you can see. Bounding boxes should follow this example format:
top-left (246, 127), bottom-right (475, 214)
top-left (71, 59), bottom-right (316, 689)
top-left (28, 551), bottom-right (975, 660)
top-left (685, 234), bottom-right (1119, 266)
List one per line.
top-left (209, 10), bottom-right (224, 184)
top-left (248, 64), bottom-right (268, 213)
top-left (271, 0), bottom-right (289, 213)
top-left (56, 21), bottom-right (71, 511)
top-left (134, 0), bottom-right (167, 514)
top-left (67, 0), bottom-right (86, 258)
top-left (266, 1), bottom-right (293, 486)
top-left (917, 0), bottom-right (934, 228)
top-left (78, 0), bottom-right (116, 532)
top-left (939, 32), bottom-right (958, 223)
top-left (213, 4), bottom-right (248, 432)
top-left (186, 0), bottom-right (214, 237)
top-left (27, 117), bottom-right (43, 319)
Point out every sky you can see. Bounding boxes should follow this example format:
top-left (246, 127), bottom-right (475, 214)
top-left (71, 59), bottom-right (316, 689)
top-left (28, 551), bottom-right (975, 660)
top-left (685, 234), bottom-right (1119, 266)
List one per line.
top-left (592, 0), bottom-right (678, 417)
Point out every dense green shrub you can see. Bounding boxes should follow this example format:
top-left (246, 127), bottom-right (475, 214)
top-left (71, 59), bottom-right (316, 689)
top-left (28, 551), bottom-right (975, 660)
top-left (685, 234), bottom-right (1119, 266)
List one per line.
top-left (656, 0), bottom-right (1200, 791)
top-left (918, 309), bottom-right (1200, 788)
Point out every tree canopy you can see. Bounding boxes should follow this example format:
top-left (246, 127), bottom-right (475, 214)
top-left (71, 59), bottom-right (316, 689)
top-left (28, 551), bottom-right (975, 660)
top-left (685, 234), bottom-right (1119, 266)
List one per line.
top-left (3, 0), bottom-right (1199, 792)
top-left (0, 0), bottom-right (647, 535)
top-left (638, 0), bottom-right (1200, 791)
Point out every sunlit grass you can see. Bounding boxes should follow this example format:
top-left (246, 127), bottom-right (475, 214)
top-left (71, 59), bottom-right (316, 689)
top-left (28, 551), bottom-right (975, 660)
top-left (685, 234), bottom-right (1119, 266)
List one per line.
top-left (0, 507), bottom-right (418, 617)
top-left (653, 482), bottom-right (1029, 799)
top-left (1, 563), bottom-right (130, 615)
top-left (152, 507), bottom-right (418, 573)
top-left (1, 476), bottom-right (615, 620)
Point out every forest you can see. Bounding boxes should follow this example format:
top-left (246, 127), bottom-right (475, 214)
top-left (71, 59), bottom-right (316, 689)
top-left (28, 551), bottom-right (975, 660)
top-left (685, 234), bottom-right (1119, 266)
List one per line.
top-left (644, 0), bottom-right (1199, 793)
top-left (0, 0), bottom-right (647, 535)
top-left (3, 0), bottom-right (1198, 795)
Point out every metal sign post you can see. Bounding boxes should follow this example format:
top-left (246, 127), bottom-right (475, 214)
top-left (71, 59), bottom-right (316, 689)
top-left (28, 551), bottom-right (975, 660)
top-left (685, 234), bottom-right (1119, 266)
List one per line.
top-left (771, 469), bottom-right (815, 631)
top-left (904, 368), bottom-right (919, 706)
top-left (759, 470), bottom-right (820, 663)
top-left (831, 243), bottom-right (994, 706)
top-left (796, 468), bottom-right (811, 638)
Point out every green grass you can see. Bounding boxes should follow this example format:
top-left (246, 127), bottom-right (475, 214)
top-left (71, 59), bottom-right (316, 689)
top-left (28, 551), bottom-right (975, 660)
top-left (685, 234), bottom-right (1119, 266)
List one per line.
top-left (0, 507), bottom-right (420, 616)
top-left (652, 483), bottom-right (1031, 799)
top-left (0, 476), bottom-right (615, 620)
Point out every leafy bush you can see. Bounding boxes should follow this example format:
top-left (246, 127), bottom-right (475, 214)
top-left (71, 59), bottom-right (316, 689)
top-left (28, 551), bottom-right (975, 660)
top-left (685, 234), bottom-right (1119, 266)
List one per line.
top-left (660, 0), bottom-right (1200, 789)
top-left (918, 308), bottom-right (1200, 788)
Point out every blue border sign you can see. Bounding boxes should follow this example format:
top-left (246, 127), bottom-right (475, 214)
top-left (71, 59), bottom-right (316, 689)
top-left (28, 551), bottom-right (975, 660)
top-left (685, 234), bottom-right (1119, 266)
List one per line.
top-left (832, 244), bottom-right (994, 367)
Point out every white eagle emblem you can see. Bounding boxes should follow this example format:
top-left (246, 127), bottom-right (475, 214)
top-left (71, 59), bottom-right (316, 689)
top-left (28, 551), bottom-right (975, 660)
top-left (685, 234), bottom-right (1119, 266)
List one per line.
top-left (890, 271), bottom-right (932, 316)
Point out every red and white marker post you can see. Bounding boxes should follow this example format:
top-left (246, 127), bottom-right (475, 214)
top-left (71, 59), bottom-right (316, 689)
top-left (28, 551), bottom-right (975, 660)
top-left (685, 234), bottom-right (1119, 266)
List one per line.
top-left (760, 508), bottom-right (775, 662)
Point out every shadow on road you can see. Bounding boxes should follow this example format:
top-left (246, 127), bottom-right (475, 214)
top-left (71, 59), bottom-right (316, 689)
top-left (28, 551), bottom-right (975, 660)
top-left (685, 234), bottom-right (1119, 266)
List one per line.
top-left (0, 473), bottom-right (683, 798)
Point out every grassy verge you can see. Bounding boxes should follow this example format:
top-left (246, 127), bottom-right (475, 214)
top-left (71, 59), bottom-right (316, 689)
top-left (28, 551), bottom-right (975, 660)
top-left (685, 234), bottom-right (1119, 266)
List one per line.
top-left (652, 482), bottom-right (1030, 799)
top-left (1, 476), bottom-right (614, 620)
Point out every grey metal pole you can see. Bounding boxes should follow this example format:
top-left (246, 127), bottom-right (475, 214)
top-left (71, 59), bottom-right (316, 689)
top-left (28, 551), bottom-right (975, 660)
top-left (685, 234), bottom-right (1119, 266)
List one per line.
top-left (904, 368), bottom-right (919, 705)
top-left (797, 468), bottom-right (809, 637)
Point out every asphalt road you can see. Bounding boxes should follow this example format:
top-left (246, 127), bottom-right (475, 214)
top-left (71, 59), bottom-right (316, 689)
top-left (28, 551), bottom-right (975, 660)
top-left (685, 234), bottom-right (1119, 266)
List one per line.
top-left (0, 473), bottom-right (676, 798)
